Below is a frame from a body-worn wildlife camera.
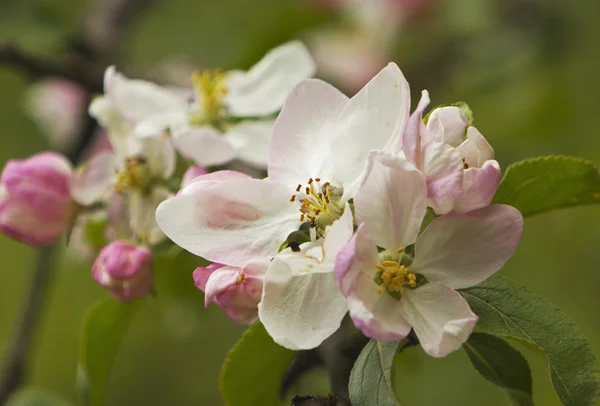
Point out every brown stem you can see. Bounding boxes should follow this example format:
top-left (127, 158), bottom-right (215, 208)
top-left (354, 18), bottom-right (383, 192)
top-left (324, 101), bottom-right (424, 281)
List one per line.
top-left (0, 246), bottom-right (57, 404)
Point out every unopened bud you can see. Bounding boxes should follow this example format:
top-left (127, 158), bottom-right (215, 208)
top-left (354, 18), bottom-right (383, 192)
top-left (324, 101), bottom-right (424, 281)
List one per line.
top-left (0, 152), bottom-right (73, 245)
top-left (92, 241), bottom-right (153, 302)
top-left (193, 258), bottom-right (268, 325)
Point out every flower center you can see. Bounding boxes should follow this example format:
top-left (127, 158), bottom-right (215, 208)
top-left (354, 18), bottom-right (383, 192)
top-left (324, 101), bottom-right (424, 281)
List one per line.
top-left (374, 248), bottom-right (422, 300)
top-left (114, 156), bottom-right (152, 193)
top-left (290, 178), bottom-right (343, 229)
top-left (189, 69), bottom-right (228, 128)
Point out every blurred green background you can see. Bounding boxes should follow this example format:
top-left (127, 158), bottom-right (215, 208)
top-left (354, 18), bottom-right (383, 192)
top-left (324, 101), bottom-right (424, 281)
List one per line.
top-left (1, 0), bottom-right (599, 404)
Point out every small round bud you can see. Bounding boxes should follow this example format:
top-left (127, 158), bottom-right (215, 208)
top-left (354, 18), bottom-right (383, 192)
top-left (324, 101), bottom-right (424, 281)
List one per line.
top-left (0, 152), bottom-right (73, 245)
top-left (92, 241), bottom-right (153, 302)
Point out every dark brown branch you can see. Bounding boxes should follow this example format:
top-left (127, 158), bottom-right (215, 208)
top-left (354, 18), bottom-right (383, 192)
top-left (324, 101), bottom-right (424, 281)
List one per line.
top-left (0, 246), bottom-right (57, 404)
top-left (0, 43), bottom-right (103, 92)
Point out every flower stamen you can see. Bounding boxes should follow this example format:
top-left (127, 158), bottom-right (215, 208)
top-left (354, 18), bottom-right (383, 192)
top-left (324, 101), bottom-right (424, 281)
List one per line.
top-left (189, 69), bottom-right (228, 128)
top-left (290, 178), bottom-right (343, 228)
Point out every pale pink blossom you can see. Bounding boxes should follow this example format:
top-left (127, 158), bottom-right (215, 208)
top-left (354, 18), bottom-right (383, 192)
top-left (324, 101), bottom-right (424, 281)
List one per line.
top-left (401, 91), bottom-right (502, 214)
top-left (193, 259), bottom-right (269, 325)
top-left (335, 151), bottom-right (523, 357)
top-left (104, 42), bottom-right (316, 168)
top-left (92, 241), bottom-right (153, 302)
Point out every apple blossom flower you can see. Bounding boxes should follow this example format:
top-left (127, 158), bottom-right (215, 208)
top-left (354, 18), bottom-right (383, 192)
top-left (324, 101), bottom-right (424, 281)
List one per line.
top-left (335, 152), bottom-right (523, 357)
top-left (92, 241), bottom-right (153, 302)
top-left (156, 63), bottom-right (410, 267)
top-left (86, 96), bottom-right (176, 244)
top-left (0, 152), bottom-right (74, 245)
top-left (193, 258), bottom-right (269, 325)
top-left (103, 41), bottom-right (316, 168)
top-left (400, 90), bottom-right (502, 214)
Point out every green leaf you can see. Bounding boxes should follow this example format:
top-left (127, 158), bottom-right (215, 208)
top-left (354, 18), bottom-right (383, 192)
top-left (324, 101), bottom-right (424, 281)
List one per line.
top-left (461, 276), bottom-right (600, 406)
top-left (349, 339), bottom-right (402, 406)
top-left (78, 298), bottom-right (142, 406)
top-left (220, 322), bottom-right (295, 406)
top-left (492, 156), bottom-right (600, 216)
top-left (7, 388), bottom-right (73, 406)
top-left (464, 332), bottom-right (534, 406)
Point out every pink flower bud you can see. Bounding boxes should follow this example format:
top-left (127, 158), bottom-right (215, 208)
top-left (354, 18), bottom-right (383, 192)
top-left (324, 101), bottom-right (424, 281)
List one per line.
top-left (0, 152), bottom-right (74, 245)
top-left (181, 165), bottom-right (209, 188)
top-left (193, 259), bottom-right (268, 325)
top-left (92, 241), bottom-right (153, 302)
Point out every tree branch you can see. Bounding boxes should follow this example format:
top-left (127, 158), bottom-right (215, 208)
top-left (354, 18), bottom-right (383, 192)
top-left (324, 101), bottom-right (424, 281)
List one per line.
top-left (0, 43), bottom-right (103, 92)
top-left (0, 246), bottom-right (57, 404)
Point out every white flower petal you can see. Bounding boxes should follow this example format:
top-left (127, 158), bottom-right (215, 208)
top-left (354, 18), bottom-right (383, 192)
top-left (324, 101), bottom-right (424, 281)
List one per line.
top-left (171, 126), bottom-right (237, 167)
top-left (88, 96), bottom-right (134, 156)
top-left (135, 134), bottom-right (176, 179)
top-left (355, 151), bottom-right (426, 252)
top-left (400, 283), bottom-right (478, 358)
top-left (156, 178), bottom-right (300, 266)
top-left (225, 41), bottom-right (316, 117)
top-left (412, 205), bottom-right (524, 289)
top-left (71, 152), bottom-right (117, 205)
top-left (224, 120), bottom-right (274, 168)
top-left (129, 187), bottom-right (173, 245)
top-left (268, 79), bottom-right (349, 186)
top-left (329, 63), bottom-right (411, 198)
top-left (458, 127), bottom-right (494, 168)
top-left (258, 257), bottom-right (348, 350)
top-left (104, 66), bottom-right (187, 123)
top-left (428, 106), bottom-right (468, 148)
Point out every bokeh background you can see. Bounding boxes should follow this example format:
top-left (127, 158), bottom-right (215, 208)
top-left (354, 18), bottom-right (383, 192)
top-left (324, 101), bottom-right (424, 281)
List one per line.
top-left (1, 0), bottom-right (599, 405)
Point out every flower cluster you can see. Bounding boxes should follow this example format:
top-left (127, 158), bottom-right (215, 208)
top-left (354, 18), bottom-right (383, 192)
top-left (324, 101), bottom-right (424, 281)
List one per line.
top-left (156, 61), bottom-right (524, 357)
top-left (0, 41), bottom-right (315, 303)
top-left (0, 41), bottom-right (523, 357)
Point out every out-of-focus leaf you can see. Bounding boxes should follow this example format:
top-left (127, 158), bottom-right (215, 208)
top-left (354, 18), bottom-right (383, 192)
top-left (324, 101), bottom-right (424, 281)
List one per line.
top-left (493, 155), bottom-right (600, 216)
top-left (7, 388), bottom-right (73, 406)
top-left (349, 339), bottom-right (402, 406)
top-left (461, 275), bottom-right (600, 406)
top-left (78, 298), bottom-right (142, 406)
top-left (220, 322), bottom-right (294, 406)
top-left (464, 333), bottom-right (533, 406)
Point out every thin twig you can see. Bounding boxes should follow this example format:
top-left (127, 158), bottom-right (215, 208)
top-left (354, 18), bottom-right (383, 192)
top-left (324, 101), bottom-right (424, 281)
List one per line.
top-left (0, 43), bottom-right (103, 91)
top-left (0, 246), bottom-right (56, 404)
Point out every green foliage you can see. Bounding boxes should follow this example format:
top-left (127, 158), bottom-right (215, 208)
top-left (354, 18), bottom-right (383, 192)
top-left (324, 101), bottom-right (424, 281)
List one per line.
top-left (349, 340), bottom-right (402, 406)
top-left (7, 388), bottom-right (73, 406)
top-left (464, 333), bottom-right (533, 406)
top-left (493, 156), bottom-right (600, 216)
top-left (461, 276), bottom-right (600, 406)
top-left (78, 298), bottom-right (142, 406)
top-left (220, 322), bottom-right (294, 406)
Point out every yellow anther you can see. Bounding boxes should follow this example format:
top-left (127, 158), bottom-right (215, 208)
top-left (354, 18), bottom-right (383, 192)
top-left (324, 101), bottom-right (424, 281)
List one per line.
top-left (376, 259), bottom-right (418, 295)
top-left (396, 247), bottom-right (405, 254)
top-left (190, 69), bottom-right (228, 127)
top-left (236, 273), bottom-right (245, 284)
